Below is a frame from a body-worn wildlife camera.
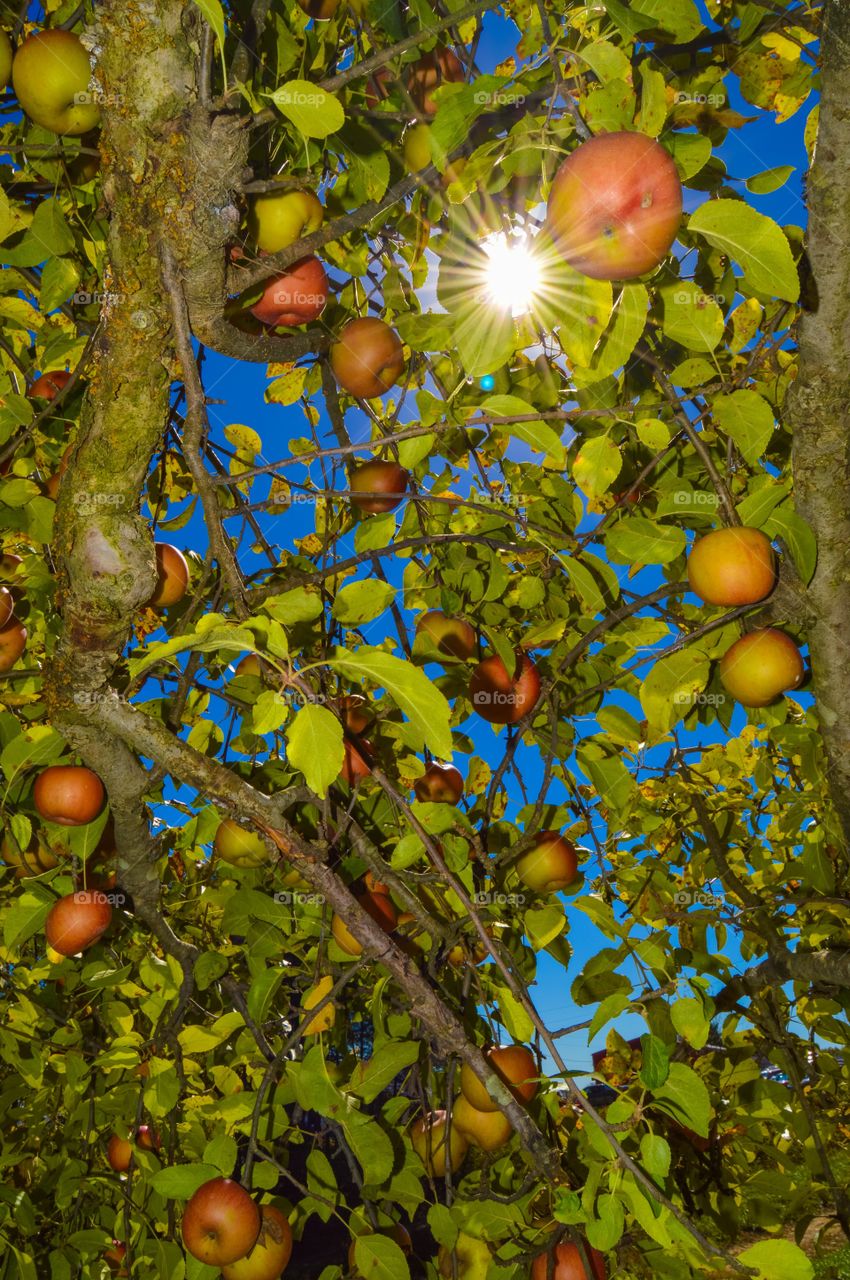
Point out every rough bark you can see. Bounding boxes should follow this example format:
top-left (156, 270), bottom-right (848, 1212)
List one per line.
top-left (787, 0), bottom-right (850, 848)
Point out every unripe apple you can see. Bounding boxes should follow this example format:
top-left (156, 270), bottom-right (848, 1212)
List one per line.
top-left (410, 1109), bottom-right (468, 1177)
top-left (214, 820), bottom-right (270, 868)
top-left (687, 526), bottom-right (776, 606)
top-left (414, 761), bottom-right (464, 804)
top-left (402, 123), bottom-right (465, 184)
top-left (516, 831), bottom-right (578, 893)
top-left (107, 1134), bottom-right (132, 1172)
top-left (349, 460), bottom-right (409, 515)
top-left (408, 48), bottom-right (465, 116)
top-left (248, 187), bottom-right (324, 253)
top-left (181, 1177), bottom-right (261, 1267)
top-left (546, 132), bottom-right (682, 280)
top-left (459, 1044), bottom-right (538, 1112)
top-left (12, 30), bottom-right (101, 135)
top-left (34, 764), bottom-right (105, 826)
top-left (27, 369), bottom-right (72, 401)
top-left (45, 890), bottom-right (112, 956)
top-left (249, 256), bottom-right (328, 327)
top-left (1, 833), bottom-right (60, 878)
top-left (149, 543), bottom-right (189, 608)
top-left (718, 627), bottom-right (805, 707)
top-left (437, 1232), bottom-right (493, 1280)
top-left (469, 652), bottom-right (541, 724)
top-left (221, 1204), bottom-right (294, 1280)
top-left (0, 30), bottom-right (12, 89)
top-left (332, 890), bottom-right (398, 956)
top-left (415, 611), bottom-right (476, 660)
top-left (296, 0), bottom-right (339, 18)
top-left (531, 1241), bottom-right (607, 1280)
top-left (331, 318), bottom-right (405, 398)
top-left (452, 1094), bottom-right (513, 1151)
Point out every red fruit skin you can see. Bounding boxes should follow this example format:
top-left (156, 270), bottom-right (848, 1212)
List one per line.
top-left (330, 318), bottom-right (405, 398)
top-left (349, 460), bottom-right (409, 514)
top-left (468, 653), bottom-right (541, 724)
top-left (687, 526), bottom-right (776, 606)
top-left (149, 543), bottom-right (190, 609)
top-left (181, 1177), bottom-right (261, 1267)
top-left (415, 610), bottom-right (477, 660)
top-left (414, 762), bottom-right (464, 804)
top-left (45, 891), bottom-right (113, 956)
top-left (34, 765), bottom-right (105, 826)
top-left (546, 132), bottom-right (682, 280)
top-left (250, 256), bottom-right (328, 327)
top-left (28, 370), bottom-right (73, 401)
top-left (718, 627), bottom-right (805, 707)
top-left (531, 1242), bottom-right (607, 1280)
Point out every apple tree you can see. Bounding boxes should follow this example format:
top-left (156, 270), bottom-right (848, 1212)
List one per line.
top-left (0, 0), bottom-right (847, 1277)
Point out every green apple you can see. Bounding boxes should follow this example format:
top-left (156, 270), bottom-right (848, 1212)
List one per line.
top-left (12, 30), bottom-right (101, 135)
top-left (248, 188), bottom-right (324, 254)
top-left (403, 123), bottom-right (433, 174)
top-left (0, 30), bottom-right (12, 90)
top-left (437, 1232), bottom-right (493, 1279)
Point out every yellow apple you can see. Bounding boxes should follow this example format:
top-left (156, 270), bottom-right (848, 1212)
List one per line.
top-left (0, 30), bottom-right (12, 90)
top-left (403, 123), bottom-right (433, 174)
top-left (437, 1232), bottom-right (493, 1279)
top-left (410, 1110), bottom-right (467, 1177)
top-left (248, 188), bottom-right (324, 254)
top-left (214, 820), bottom-right (270, 868)
top-left (12, 30), bottom-right (101, 135)
top-left (301, 974), bottom-right (335, 1034)
top-left (452, 1094), bottom-right (513, 1151)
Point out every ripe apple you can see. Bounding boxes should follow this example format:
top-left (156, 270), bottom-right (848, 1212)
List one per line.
top-left (295, 0), bottom-right (339, 18)
top-left (301, 974), bottom-right (336, 1035)
top-left (415, 611), bottom-right (476, 660)
top-left (410, 1110), bottom-right (468, 1177)
top-left (718, 627), bottom-right (805, 707)
top-left (248, 187), bottom-right (324, 253)
top-left (340, 738), bottom-right (373, 785)
top-left (149, 543), bottom-right (189, 608)
top-left (414, 762), bottom-right (464, 804)
top-left (0, 553), bottom-right (22, 580)
top-left (447, 936), bottom-right (489, 967)
top-left (103, 1241), bottom-right (128, 1276)
top-left (214, 820), bottom-right (270, 868)
top-left (0, 586), bottom-right (12, 629)
top-left (107, 1134), bottom-right (132, 1172)
top-left (331, 318), bottom-right (405, 399)
top-left (408, 48), bottom-right (465, 116)
top-left (136, 1124), bottom-right (161, 1151)
top-left (349, 1225), bottom-right (413, 1276)
top-left (0, 30), bottom-right (12, 90)
top-left (452, 1094), bottom-right (513, 1151)
top-left (437, 1231), bottom-right (493, 1279)
top-left (12, 30), bottom-right (101, 135)
top-left (181, 1177), bottom-right (261, 1267)
top-left (516, 831), bottom-right (578, 894)
top-left (546, 131), bottom-right (682, 280)
top-left (34, 764), bottom-right (105, 826)
top-left (469, 652), bottom-right (541, 724)
top-left (349, 460), bottom-right (409, 514)
top-left (44, 443), bottom-right (73, 499)
top-left (687, 526), bottom-right (776, 606)
top-left (45, 890), bottom-right (112, 956)
top-left (249, 256), bottom-right (328, 327)
top-left (394, 911), bottom-right (428, 958)
top-left (221, 1204), bottom-right (294, 1280)
top-left (531, 1241), bottom-right (606, 1280)
top-left (460, 1044), bottom-right (538, 1112)
top-left (27, 369), bottom-right (72, 400)
top-left (364, 66), bottom-right (392, 108)
top-left (1, 833), bottom-right (60, 878)
top-left (332, 890), bottom-right (398, 956)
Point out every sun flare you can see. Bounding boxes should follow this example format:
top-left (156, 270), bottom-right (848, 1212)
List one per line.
top-left (481, 230), bottom-right (543, 317)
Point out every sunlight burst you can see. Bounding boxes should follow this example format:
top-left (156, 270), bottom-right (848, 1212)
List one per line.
top-left (481, 230), bottom-right (543, 317)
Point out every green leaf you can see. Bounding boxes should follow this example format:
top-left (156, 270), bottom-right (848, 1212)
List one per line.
top-left (524, 903), bottom-right (566, 951)
top-left (480, 394), bottom-right (565, 465)
top-left (202, 1134), bottom-right (237, 1176)
top-left (39, 258), bottom-right (80, 312)
top-left (272, 81), bottom-right (345, 138)
top-left (576, 744), bottom-right (634, 818)
top-left (640, 1132), bottom-right (671, 1181)
top-left (129, 624), bottom-right (256, 677)
top-left (286, 704), bottom-right (344, 798)
top-left (192, 0), bottom-right (227, 84)
top-left (496, 987), bottom-right (535, 1041)
top-left (3, 890), bottom-right (51, 951)
top-left (738, 1240), bottom-right (813, 1280)
top-left (349, 1039), bottom-right (420, 1102)
top-left (247, 967), bottom-right (287, 1027)
top-left (763, 505), bottom-right (817, 584)
top-left (454, 301), bottom-right (515, 377)
top-left (353, 1234), bottom-right (411, 1280)
top-left (572, 436), bottom-right (622, 498)
top-left (713, 390), bottom-right (775, 465)
top-left (333, 579), bottom-right (396, 625)
top-left (150, 1163), bottom-right (221, 1199)
top-left (640, 648), bottom-right (711, 734)
top-left (606, 516), bottom-right (686, 566)
top-left (263, 587), bottom-right (324, 623)
top-left (745, 165), bottom-right (795, 194)
top-left (574, 283), bottom-right (648, 387)
top-left (587, 1193), bottom-right (625, 1250)
top-left (328, 647), bottom-right (452, 759)
top-left (652, 1061), bottom-right (711, 1137)
top-left (688, 200), bottom-right (799, 302)
top-left (657, 281), bottom-right (724, 353)
top-left (194, 951), bottom-right (228, 991)
top-left (670, 997), bottom-right (709, 1049)
top-left (252, 689), bottom-right (289, 735)
top-left (639, 1035), bottom-right (670, 1089)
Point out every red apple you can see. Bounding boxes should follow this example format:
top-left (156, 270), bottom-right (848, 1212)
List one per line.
top-left (0, 615), bottom-right (25, 674)
top-left (330, 318), bottom-right (405, 398)
top-left (718, 628), bottom-right (805, 707)
top-left (103, 1241), bottom-right (128, 1276)
top-left (249, 256), bottom-right (328, 327)
top-left (408, 49), bottom-right (465, 116)
top-left (331, 890), bottom-right (398, 956)
top-left (181, 1177), bottom-right (261, 1267)
top-left (221, 1204), bottom-right (294, 1280)
top-left (349, 460), bottom-right (409, 515)
top-left (414, 762), bottom-right (463, 804)
top-left (27, 370), bottom-right (72, 401)
top-left (515, 831), bottom-right (578, 893)
top-left (45, 890), bottom-right (112, 956)
top-left (415, 610), bottom-right (476, 660)
top-left (546, 132), bottom-right (682, 280)
top-left (687, 526), bottom-right (776, 606)
top-left (148, 543), bottom-right (189, 609)
top-left (136, 1124), bottom-right (161, 1151)
top-left (34, 764), bottom-right (105, 826)
top-left (459, 1044), bottom-right (539, 1112)
top-left (531, 1241), bottom-right (606, 1280)
top-left (0, 587), bottom-right (12, 629)
top-left (469, 653), bottom-right (541, 724)
top-left (107, 1134), bottom-right (132, 1172)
